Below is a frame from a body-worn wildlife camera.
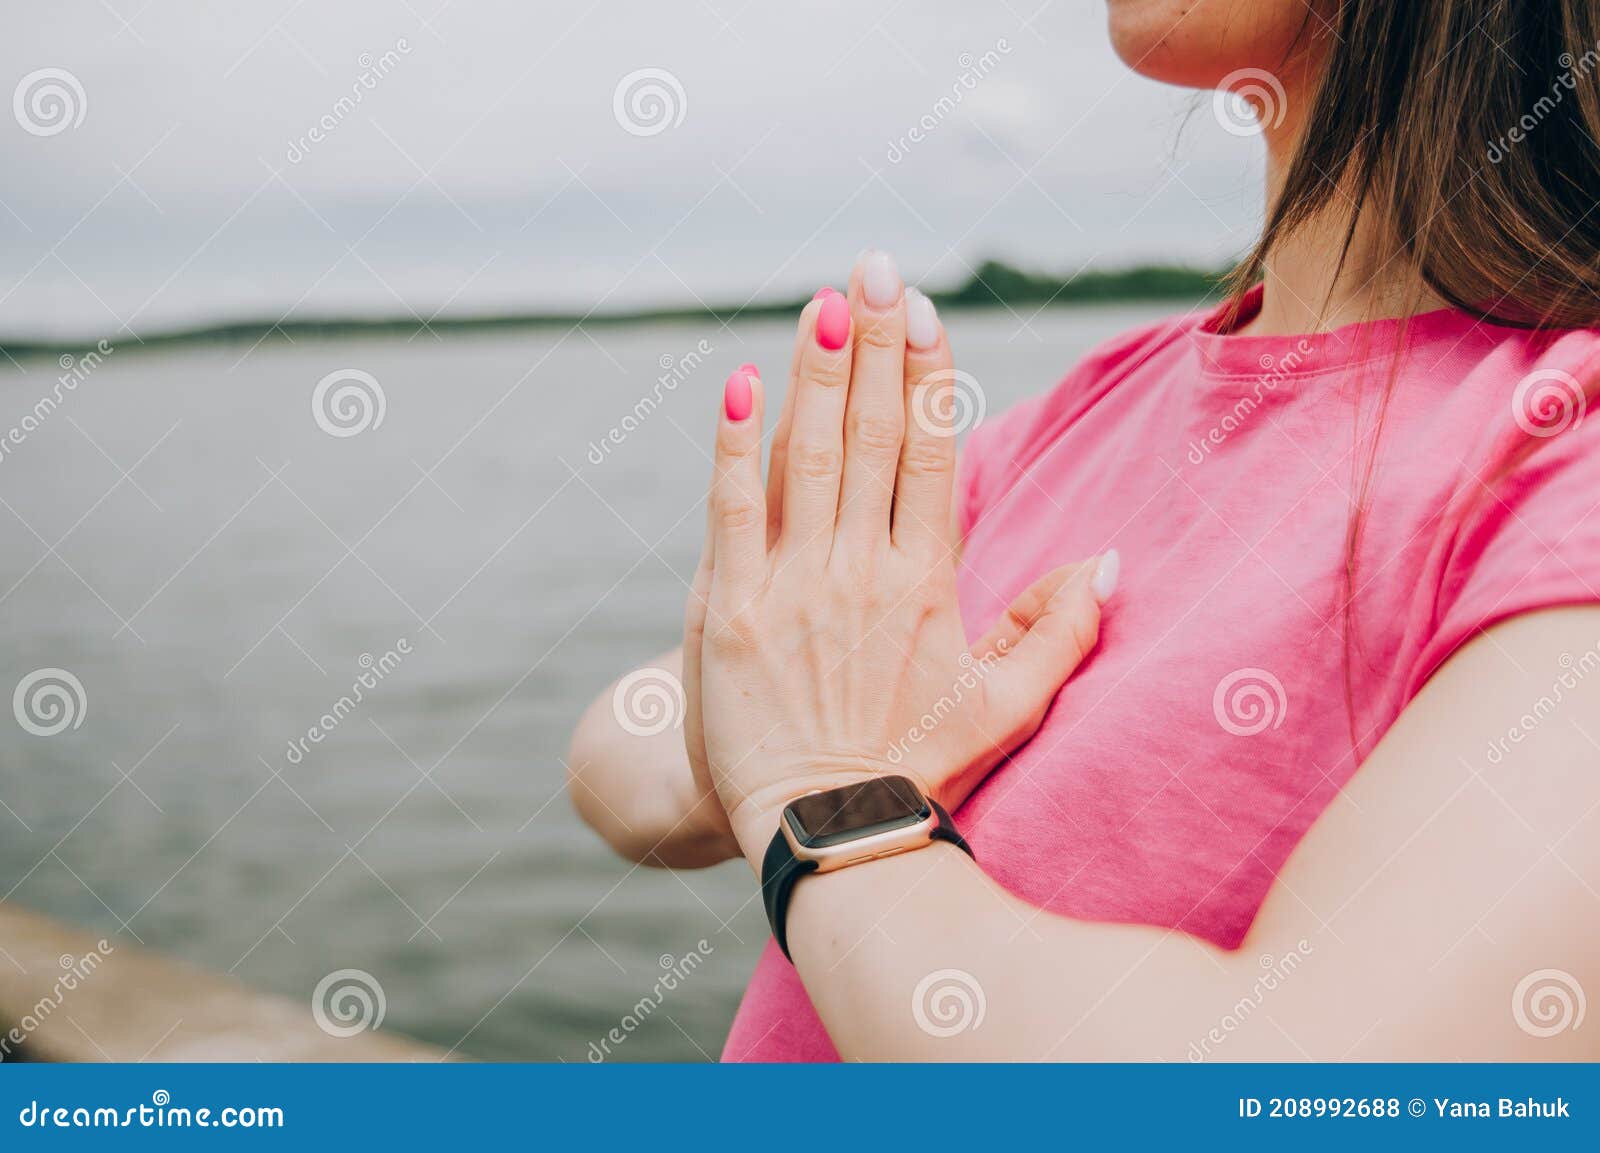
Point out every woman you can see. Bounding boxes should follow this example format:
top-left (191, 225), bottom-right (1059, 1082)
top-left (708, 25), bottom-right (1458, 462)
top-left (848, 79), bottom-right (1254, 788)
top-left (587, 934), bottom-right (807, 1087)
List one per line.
top-left (569, 0), bottom-right (1600, 1060)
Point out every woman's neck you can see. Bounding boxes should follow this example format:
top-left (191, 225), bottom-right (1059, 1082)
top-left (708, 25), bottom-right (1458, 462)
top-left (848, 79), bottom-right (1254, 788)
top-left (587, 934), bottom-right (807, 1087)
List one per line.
top-left (1239, 80), bottom-right (1446, 338)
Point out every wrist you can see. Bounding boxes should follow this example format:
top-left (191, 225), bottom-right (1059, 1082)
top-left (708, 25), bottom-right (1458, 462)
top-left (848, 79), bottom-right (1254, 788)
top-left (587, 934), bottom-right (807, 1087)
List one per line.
top-left (724, 765), bottom-right (891, 872)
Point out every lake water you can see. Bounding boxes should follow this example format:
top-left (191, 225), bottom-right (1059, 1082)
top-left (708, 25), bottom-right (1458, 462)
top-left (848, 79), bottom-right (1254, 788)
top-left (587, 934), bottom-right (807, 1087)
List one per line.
top-left (0, 302), bottom-right (1173, 1060)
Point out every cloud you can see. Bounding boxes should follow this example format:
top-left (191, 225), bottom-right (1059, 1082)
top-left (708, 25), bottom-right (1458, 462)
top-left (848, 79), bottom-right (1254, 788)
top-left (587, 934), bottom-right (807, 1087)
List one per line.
top-left (0, 0), bottom-right (1262, 336)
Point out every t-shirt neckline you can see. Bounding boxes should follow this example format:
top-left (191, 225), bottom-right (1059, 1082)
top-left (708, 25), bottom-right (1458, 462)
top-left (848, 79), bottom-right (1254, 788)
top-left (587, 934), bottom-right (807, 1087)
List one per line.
top-left (1186, 283), bottom-right (1487, 382)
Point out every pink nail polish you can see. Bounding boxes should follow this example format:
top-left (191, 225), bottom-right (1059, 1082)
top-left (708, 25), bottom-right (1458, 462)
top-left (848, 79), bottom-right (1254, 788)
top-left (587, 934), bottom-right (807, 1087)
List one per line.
top-left (812, 287), bottom-right (838, 300)
top-left (724, 369), bottom-right (753, 422)
top-left (816, 293), bottom-right (850, 350)
top-left (738, 362), bottom-right (759, 377)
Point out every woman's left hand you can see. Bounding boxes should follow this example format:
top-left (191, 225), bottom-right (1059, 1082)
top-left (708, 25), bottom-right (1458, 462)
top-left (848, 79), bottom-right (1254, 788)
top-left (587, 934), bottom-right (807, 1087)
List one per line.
top-left (686, 252), bottom-right (1117, 865)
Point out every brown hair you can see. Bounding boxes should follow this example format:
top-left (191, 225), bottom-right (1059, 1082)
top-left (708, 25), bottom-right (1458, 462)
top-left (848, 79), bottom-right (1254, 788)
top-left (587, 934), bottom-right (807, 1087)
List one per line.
top-left (1227, 1), bottom-right (1600, 747)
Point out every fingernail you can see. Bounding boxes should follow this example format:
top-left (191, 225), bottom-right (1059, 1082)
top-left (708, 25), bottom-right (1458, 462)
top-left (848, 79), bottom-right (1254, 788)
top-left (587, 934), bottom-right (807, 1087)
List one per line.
top-left (860, 250), bottom-right (902, 310)
top-left (724, 369), bottom-right (753, 422)
top-left (738, 362), bottom-right (759, 378)
top-left (812, 287), bottom-right (838, 300)
top-left (1091, 549), bottom-right (1120, 604)
top-left (905, 288), bottom-right (941, 349)
top-left (816, 292), bottom-right (851, 350)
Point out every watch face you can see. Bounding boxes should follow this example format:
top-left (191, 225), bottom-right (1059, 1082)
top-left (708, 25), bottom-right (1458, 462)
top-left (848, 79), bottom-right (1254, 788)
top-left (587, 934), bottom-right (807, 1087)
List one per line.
top-left (783, 776), bottom-right (931, 848)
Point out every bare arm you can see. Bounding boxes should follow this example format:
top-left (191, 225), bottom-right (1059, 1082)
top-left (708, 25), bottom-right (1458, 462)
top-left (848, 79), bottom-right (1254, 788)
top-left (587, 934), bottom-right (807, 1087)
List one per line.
top-left (775, 607), bottom-right (1600, 1059)
top-left (566, 647), bottom-right (737, 868)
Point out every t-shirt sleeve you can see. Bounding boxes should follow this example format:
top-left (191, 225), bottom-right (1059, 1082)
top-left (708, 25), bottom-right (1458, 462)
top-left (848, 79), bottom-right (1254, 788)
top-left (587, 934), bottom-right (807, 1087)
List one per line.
top-left (1406, 408), bottom-right (1600, 698)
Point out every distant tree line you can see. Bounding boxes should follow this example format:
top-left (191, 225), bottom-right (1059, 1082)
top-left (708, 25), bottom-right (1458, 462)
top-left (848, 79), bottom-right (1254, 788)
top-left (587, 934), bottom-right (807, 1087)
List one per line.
top-left (0, 259), bottom-right (1232, 361)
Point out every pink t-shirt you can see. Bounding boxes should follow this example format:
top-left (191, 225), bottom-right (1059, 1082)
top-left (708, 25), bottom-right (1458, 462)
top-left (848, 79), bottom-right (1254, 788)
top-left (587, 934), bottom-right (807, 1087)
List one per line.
top-left (722, 287), bottom-right (1600, 1062)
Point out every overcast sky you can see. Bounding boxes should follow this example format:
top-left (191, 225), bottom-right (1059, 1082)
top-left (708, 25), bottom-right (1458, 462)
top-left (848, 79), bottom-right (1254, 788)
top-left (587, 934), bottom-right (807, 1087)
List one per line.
top-left (2, 0), bottom-right (1268, 339)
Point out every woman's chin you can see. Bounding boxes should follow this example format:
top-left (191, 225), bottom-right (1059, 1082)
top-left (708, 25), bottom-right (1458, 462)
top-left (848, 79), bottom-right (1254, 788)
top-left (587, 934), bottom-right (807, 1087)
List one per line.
top-left (1105, 0), bottom-right (1312, 90)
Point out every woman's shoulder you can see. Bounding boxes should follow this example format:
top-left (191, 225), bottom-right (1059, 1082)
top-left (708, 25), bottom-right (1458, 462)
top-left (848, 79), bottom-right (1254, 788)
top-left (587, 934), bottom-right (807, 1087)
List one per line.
top-left (1055, 306), bottom-right (1208, 397)
top-left (1441, 313), bottom-right (1600, 385)
top-left (1399, 318), bottom-right (1600, 704)
top-left (1420, 317), bottom-right (1600, 453)
top-left (973, 308), bottom-right (1201, 443)
top-left (957, 308), bottom-right (1203, 532)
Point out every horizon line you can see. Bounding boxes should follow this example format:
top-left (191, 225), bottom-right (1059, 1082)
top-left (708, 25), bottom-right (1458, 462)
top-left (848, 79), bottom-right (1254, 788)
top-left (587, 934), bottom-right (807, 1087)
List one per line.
top-left (0, 260), bottom-right (1229, 363)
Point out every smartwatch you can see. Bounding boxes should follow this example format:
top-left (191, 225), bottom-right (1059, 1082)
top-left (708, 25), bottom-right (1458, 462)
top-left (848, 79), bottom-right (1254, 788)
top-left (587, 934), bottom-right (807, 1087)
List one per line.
top-left (760, 774), bottom-right (973, 961)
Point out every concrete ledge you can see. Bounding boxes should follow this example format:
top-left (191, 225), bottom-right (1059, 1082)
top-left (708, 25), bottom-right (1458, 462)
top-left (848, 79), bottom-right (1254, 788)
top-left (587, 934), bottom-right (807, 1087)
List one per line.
top-left (0, 903), bottom-right (447, 1062)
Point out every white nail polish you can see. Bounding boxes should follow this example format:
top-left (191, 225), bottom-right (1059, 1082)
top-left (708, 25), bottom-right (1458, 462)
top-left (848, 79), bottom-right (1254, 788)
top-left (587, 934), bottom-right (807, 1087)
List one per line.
top-left (905, 288), bottom-right (941, 349)
top-left (1091, 549), bottom-right (1120, 603)
top-left (861, 250), bottom-right (902, 310)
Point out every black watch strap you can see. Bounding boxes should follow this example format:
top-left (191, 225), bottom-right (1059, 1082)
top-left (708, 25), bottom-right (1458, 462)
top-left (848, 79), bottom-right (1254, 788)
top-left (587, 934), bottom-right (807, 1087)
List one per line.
top-left (761, 798), bottom-right (972, 962)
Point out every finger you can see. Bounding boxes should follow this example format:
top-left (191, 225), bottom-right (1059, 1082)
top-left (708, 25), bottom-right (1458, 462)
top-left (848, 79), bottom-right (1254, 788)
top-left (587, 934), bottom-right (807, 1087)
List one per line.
top-left (779, 290), bottom-right (853, 562)
top-left (978, 551), bottom-right (1119, 739)
top-left (836, 250), bottom-right (906, 546)
top-left (765, 288), bottom-right (843, 547)
top-left (682, 458), bottom-right (720, 772)
top-left (762, 364), bottom-right (791, 549)
top-left (970, 562), bottom-right (1086, 660)
top-left (710, 366), bottom-right (768, 593)
top-left (892, 288), bottom-right (958, 556)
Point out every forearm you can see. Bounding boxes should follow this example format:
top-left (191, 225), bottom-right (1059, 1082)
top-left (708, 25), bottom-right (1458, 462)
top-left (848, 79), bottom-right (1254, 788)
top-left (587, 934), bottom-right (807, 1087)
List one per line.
top-left (567, 649), bottom-right (736, 868)
top-left (772, 610), bottom-right (1600, 1061)
top-left (783, 840), bottom-right (1242, 1060)
top-left (783, 825), bottom-right (1593, 1062)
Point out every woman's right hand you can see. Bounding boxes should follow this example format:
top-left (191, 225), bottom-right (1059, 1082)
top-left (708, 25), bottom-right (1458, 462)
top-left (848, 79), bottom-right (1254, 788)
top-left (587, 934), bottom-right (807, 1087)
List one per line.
top-left (682, 254), bottom-right (1112, 862)
top-left (568, 296), bottom-right (826, 868)
top-left (679, 304), bottom-right (820, 852)
top-left (568, 301), bottom-right (829, 868)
